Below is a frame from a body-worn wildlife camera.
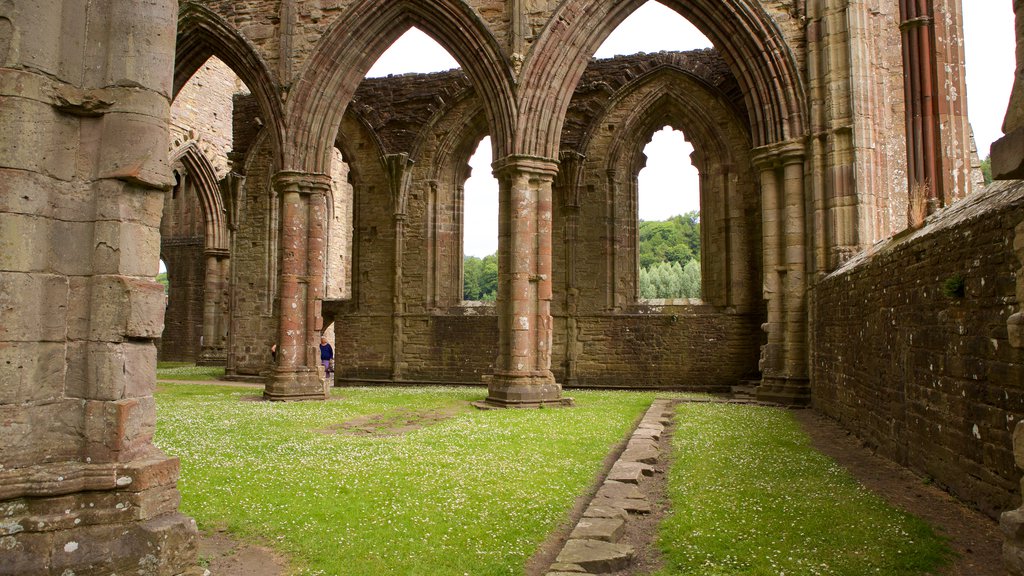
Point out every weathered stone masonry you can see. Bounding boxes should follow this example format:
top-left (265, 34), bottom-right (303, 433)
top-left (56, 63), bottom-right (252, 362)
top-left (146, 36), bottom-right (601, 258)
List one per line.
top-left (3, 0), bottom-right (1020, 574)
top-left (813, 181), bottom-right (1024, 519)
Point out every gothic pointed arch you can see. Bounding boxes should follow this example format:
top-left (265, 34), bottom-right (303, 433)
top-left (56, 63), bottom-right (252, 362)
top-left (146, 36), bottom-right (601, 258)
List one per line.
top-left (175, 2), bottom-right (285, 167)
top-left (518, 0), bottom-right (806, 159)
top-left (285, 0), bottom-right (516, 174)
top-left (170, 141), bottom-right (229, 253)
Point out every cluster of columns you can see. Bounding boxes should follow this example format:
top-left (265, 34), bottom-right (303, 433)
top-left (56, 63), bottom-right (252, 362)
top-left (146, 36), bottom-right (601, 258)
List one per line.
top-left (898, 0), bottom-right (974, 226)
top-left (263, 172), bottom-right (332, 401)
top-left (753, 141), bottom-right (810, 405)
top-left (479, 156), bottom-right (572, 407)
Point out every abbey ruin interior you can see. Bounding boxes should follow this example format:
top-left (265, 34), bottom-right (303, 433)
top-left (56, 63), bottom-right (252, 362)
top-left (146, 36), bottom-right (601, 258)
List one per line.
top-left (2, 0), bottom-right (1024, 574)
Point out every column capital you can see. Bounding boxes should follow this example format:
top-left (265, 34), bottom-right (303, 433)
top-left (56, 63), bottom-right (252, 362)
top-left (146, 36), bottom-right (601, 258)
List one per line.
top-left (492, 154), bottom-right (560, 178)
top-left (272, 170), bottom-right (332, 195)
top-left (751, 140), bottom-right (807, 170)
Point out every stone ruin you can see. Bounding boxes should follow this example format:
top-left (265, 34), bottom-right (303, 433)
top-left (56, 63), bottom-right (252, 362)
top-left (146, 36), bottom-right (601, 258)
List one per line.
top-left (1, 0), bottom-right (1023, 574)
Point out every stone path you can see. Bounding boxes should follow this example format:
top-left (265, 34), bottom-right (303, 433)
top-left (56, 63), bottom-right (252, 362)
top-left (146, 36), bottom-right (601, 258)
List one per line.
top-left (544, 399), bottom-right (673, 575)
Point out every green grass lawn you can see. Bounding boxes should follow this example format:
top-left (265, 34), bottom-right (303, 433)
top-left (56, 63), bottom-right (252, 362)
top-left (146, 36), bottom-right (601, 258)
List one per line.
top-left (154, 384), bottom-right (654, 575)
top-left (655, 402), bottom-right (950, 576)
top-left (156, 362), bottom-right (226, 381)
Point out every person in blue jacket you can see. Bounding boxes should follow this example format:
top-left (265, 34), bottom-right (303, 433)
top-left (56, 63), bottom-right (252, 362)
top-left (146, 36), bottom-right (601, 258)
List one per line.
top-left (319, 336), bottom-right (334, 378)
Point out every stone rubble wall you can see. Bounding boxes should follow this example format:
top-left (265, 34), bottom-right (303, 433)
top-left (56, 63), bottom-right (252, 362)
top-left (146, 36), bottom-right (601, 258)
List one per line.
top-left (812, 180), bottom-right (1024, 519)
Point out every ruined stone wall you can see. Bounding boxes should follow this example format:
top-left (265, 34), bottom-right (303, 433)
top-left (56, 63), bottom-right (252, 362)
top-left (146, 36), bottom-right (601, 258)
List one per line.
top-left (225, 123), bottom-right (279, 377)
top-left (170, 55), bottom-right (239, 178)
top-left (318, 51), bottom-right (767, 389)
top-left (552, 310), bottom-right (763, 389)
top-left (812, 180), bottom-right (1024, 519)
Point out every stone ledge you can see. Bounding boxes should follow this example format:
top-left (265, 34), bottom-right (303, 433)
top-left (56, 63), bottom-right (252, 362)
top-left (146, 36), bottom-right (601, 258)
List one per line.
top-left (544, 399), bottom-right (673, 574)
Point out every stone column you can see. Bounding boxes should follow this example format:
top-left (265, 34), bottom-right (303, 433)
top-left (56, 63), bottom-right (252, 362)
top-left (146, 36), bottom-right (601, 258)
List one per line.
top-left (197, 248), bottom-right (229, 365)
top-left (753, 142), bottom-right (811, 405)
top-left (755, 155), bottom-right (785, 384)
top-left (385, 154), bottom-right (414, 382)
top-left (265, 171), bottom-right (330, 401)
top-left (557, 150), bottom-right (585, 386)
top-left (480, 156), bottom-right (571, 408)
top-left (0, 1), bottom-right (197, 573)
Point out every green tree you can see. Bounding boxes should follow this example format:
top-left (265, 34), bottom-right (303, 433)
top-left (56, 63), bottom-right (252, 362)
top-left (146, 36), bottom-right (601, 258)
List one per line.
top-left (464, 253), bottom-right (498, 301)
top-left (680, 259), bottom-right (701, 299)
top-left (156, 272), bottom-right (169, 295)
top-left (981, 155), bottom-right (993, 185)
top-left (463, 256), bottom-right (483, 300)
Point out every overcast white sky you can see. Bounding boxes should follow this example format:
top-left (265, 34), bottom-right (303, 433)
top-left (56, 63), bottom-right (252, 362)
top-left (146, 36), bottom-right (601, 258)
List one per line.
top-left (366, 1), bottom-right (1017, 258)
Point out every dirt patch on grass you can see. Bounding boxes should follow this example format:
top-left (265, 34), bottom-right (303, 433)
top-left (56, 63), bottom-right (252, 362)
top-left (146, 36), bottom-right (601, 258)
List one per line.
top-left (793, 409), bottom-right (1003, 576)
top-left (319, 403), bottom-right (471, 437)
top-left (197, 530), bottom-right (289, 576)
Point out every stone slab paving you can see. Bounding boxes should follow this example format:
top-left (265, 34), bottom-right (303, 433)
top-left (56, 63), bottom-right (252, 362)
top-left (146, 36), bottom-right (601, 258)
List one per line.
top-left (546, 399), bottom-right (674, 575)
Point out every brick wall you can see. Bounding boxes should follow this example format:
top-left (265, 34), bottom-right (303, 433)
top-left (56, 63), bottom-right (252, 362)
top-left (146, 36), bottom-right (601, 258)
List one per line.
top-left (812, 180), bottom-right (1024, 518)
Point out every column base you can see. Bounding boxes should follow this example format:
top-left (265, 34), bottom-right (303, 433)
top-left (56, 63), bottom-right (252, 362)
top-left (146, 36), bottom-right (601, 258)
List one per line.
top-left (756, 376), bottom-right (811, 406)
top-left (264, 368), bottom-right (328, 401)
top-left (2, 458), bottom-right (198, 575)
top-left (475, 373), bottom-right (573, 409)
top-left (196, 347), bottom-right (226, 367)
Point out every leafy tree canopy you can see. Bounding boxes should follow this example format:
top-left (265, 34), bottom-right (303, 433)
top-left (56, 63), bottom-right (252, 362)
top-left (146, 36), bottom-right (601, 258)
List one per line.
top-left (639, 212), bottom-right (702, 299)
top-left (463, 254), bottom-right (498, 301)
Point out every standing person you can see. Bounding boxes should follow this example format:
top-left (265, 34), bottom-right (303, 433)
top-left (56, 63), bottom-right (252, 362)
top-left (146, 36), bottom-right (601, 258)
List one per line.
top-left (319, 336), bottom-right (334, 378)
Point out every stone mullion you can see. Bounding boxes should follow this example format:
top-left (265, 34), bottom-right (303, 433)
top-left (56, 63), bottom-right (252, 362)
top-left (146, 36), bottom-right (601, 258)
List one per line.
top-left (265, 171), bottom-right (330, 401)
top-left (482, 156), bottom-right (569, 408)
top-left (604, 170), bottom-right (618, 310)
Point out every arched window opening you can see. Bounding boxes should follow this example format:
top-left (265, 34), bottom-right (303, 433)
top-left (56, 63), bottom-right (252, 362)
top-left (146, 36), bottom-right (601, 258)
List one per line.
top-left (164, 55), bottom-right (249, 364)
top-left (462, 136), bottom-right (498, 302)
top-left (366, 27), bottom-right (460, 77)
top-left (593, 1), bottom-right (711, 58)
top-left (157, 259), bottom-right (170, 304)
top-left (637, 127), bottom-right (702, 301)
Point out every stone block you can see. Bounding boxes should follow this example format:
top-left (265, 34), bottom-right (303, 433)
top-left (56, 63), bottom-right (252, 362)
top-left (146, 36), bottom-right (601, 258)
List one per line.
top-left (547, 562), bottom-right (586, 573)
top-left (0, 530), bottom-right (54, 575)
top-left (597, 481), bottom-right (645, 501)
top-left (87, 276), bottom-right (165, 342)
top-left (0, 400), bottom-right (84, 469)
top-left (92, 220), bottom-right (162, 277)
top-left (0, 341), bottom-right (66, 405)
top-left (992, 126), bottom-right (1024, 180)
top-left (607, 461), bottom-right (653, 484)
top-left (555, 539), bottom-right (633, 573)
top-left (569, 517), bottom-right (625, 543)
top-left (621, 443), bottom-right (659, 464)
top-left (590, 496), bottom-right (651, 515)
top-left (117, 457), bottom-right (181, 494)
top-left (0, 272), bottom-right (68, 342)
top-left (583, 504), bottom-right (628, 521)
top-left (0, 93), bottom-right (77, 181)
top-left (83, 397), bottom-right (156, 462)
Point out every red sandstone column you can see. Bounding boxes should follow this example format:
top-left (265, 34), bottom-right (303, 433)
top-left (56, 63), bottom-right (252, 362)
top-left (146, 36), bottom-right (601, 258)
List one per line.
top-left (481, 156), bottom-right (570, 408)
top-left (265, 171), bottom-right (330, 401)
